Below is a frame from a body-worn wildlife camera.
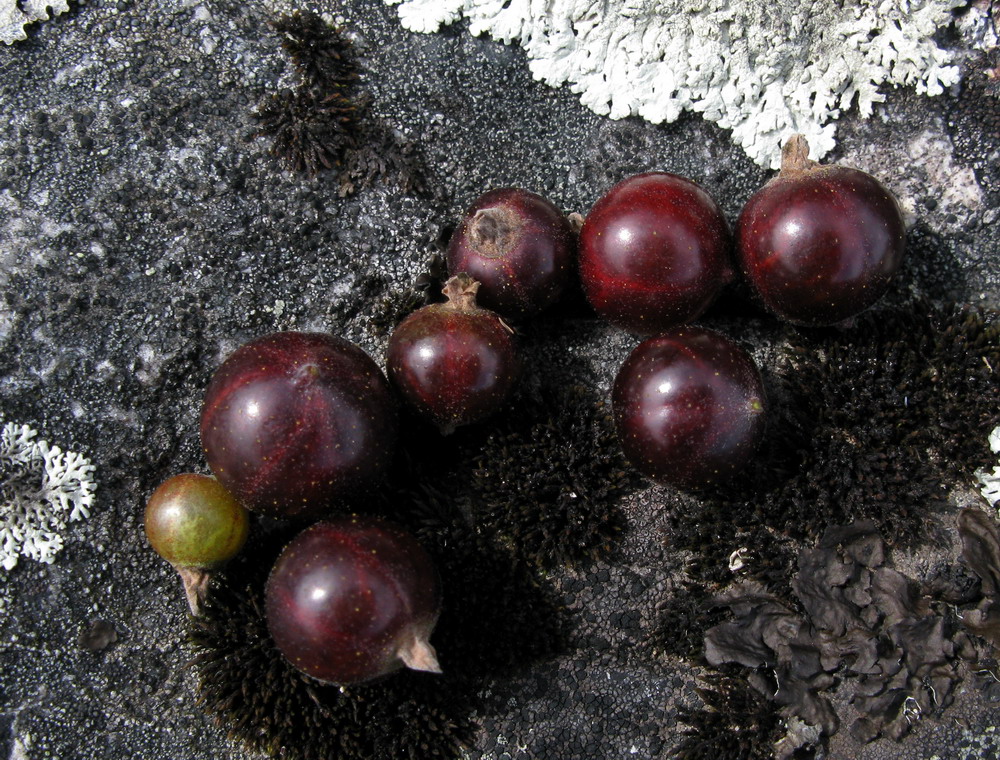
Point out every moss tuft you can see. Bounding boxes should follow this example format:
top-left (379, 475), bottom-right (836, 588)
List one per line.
top-left (471, 384), bottom-right (641, 567)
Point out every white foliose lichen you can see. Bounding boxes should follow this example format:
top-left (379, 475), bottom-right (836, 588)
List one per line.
top-left (0, 421), bottom-right (95, 571)
top-left (384, 0), bottom-right (971, 168)
top-left (1, 0), bottom-right (69, 45)
top-left (978, 425), bottom-right (1000, 510)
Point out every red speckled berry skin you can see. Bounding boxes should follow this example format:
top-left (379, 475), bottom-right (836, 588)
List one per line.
top-left (737, 166), bottom-right (905, 326)
top-left (579, 172), bottom-right (733, 334)
top-left (612, 327), bottom-right (766, 489)
top-left (200, 332), bottom-right (397, 519)
top-left (446, 188), bottom-right (575, 318)
top-left (265, 516), bottom-right (441, 686)
top-left (387, 303), bottom-right (519, 433)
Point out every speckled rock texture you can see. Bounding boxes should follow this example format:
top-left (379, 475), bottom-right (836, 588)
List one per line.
top-left (0, 2), bottom-right (998, 759)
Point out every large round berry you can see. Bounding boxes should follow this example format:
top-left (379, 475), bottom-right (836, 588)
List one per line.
top-left (387, 274), bottom-right (519, 434)
top-left (579, 172), bottom-right (733, 334)
top-left (612, 327), bottom-right (766, 489)
top-left (200, 332), bottom-right (397, 519)
top-left (446, 188), bottom-right (575, 318)
top-left (737, 134), bottom-right (906, 326)
top-left (265, 516), bottom-right (442, 686)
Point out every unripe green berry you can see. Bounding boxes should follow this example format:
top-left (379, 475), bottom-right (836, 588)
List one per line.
top-left (144, 473), bottom-right (249, 614)
top-left (145, 473), bottom-right (249, 567)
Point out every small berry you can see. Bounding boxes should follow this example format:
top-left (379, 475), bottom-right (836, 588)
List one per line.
top-left (579, 172), bottom-right (733, 334)
top-left (387, 274), bottom-right (519, 434)
top-left (144, 473), bottom-right (249, 614)
top-left (737, 134), bottom-right (906, 326)
top-left (446, 188), bottom-right (575, 318)
top-left (612, 327), bottom-right (767, 489)
top-left (265, 516), bottom-right (442, 686)
top-left (200, 332), bottom-right (397, 519)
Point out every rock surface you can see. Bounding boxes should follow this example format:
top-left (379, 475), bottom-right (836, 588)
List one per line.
top-left (0, 1), bottom-right (998, 759)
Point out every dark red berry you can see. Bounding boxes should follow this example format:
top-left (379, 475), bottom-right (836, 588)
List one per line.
top-left (265, 515), bottom-right (442, 686)
top-left (737, 134), bottom-right (906, 326)
top-left (387, 274), bottom-right (519, 434)
top-left (579, 172), bottom-right (733, 334)
top-left (446, 188), bottom-right (575, 318)
top-left (200, 332), bottom-right (397, 519)
top-left (612, 327), bottom-right (766, 489)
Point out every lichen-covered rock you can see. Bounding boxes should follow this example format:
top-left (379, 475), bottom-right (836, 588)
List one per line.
top-left (385, 0), bottom-right (973, 168)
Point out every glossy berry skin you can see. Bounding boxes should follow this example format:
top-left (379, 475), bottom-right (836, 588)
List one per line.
top-left (737, 136), bottom-right (906, 325)
top-left (265, 516), bottom-right (442, 686)
top-left (200, 332), bottom-right (397, 519)
top-left (144, 473), bottom-right (249, 569)
top-left (612, 327), bottom-right (766, 489)
top-left (446, 188), bottom-right (575, 318)
top-left (387, 275), bottom-right (519, 434)
top-left (579, 172), bottom-right (733, 334)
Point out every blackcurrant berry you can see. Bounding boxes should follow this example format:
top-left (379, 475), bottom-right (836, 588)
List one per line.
top-left (737, 134), bottom-right (906, 326)
top-left (200, 332), bottom-right (397, 518)
top-left (446, 188), bottom-right (575, 318)
top-left (265, 515), bottom-right (442, 686)
top-left (612, 327), bottom-right (767, 489)
top-left (579, 172), bottom-right (733, 334)
top-left (387, 274), bottom-right (519, 434)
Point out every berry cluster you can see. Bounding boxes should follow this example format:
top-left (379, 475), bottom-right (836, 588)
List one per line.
top-left (144, 135), bottom-right (906, 699)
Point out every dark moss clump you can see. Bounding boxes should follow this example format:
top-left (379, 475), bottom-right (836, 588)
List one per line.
top-left (471, 384), bottom-right (641, 567)
top-left (271, 11), bottom-right (357, 93)
top-left (671, 672), bottom-right (783, 760)
top-left (671, 301), bottom-right (999, 591)
top-left (254, 12), bottom-right (360, 175)
top-left (254, 88), bottom-right (358, 175)
top-left (338, 119), bottom-right (427, 197)
top-left (189, 497), bottom-right (566, 759)
top-left (648, 582), bottom-right (729, 662)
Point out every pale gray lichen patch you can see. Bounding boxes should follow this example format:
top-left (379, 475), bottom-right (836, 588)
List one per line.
top-left (1, 0), bottom-right (69, 45)
top-left (385, 0), bottom-right (971, 168)
top-left (0, 421), bottom-right (96, 570)
top-left (977, 425), bottom-right (1000, 509)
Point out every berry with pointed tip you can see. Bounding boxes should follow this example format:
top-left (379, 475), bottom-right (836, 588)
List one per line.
top-left (613, 327), bottom-right (767, 489)
top-left (579, 172), bottom-right (733, 334)
top-left (265, 515), bottom-right (442, 686)
top-left (737, 134), bottom-right (906, 326)
top-left (446, 188), bottom-right (575, 318)
top-left (144, 473), bottom-right (249, 614)
top-left (387, 274), bottom-right (519, 434)
top-left (200, 332), bottom-right (397, 519)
